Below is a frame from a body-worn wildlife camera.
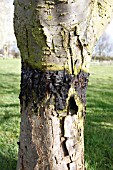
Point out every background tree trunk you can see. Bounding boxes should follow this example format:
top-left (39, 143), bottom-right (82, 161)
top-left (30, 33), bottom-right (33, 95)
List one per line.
top-left (14, 0), bottom-right (113, 169)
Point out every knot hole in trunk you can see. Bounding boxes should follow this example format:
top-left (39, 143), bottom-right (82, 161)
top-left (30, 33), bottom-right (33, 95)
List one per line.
top-left (68, 96), bottom-right (78, 115)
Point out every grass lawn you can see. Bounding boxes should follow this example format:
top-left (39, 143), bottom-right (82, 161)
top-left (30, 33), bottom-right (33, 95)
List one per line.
top-left (0, 59), bottom-right (113, 170)
top-left (85, 63), bottom-right (113, 170)
top-left (0, 59), bottom-right (21, 170)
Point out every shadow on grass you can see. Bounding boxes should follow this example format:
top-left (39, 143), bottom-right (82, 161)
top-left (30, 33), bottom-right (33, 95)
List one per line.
top-left (87, 99), bottom-right (113, 112)
top-left (0, 84), bottom-right (20, 95)
top-left (0, 152), bottom-right (17, 170)
top-left (85, 115), bottom-right (113, 170)
top-left (0, 73), bottom-right (20, 77)
top-left (0, 73), bottom-right (20, 95)
top-left (85, 90), bottom-right (113, 170)
top-left (0, 103), bottom-right (19, 108)
top-left (0, 110), bottom-right (20, 126)
top-left (0, 103), bottom-right (20, 126)
top-left (87, 86), bottom-right (113, 112)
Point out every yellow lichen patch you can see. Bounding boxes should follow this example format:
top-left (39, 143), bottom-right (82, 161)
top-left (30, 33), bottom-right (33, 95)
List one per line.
top-left (73, 60), bottom-right (82, 76)
top-left (46, 63), bottom-right (64, 70)
top-left (57, 109), bottom-right (67, 117)
top-left (47, 15), bottom-right (53, 20)
top-left (45, 1), bottom-right (55, 5)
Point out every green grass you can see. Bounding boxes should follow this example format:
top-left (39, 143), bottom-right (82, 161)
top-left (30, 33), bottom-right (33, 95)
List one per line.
top-left (0, 59), bottom-right (21, 170)
top-left (85, 63), bottom-right (113, 170)
top-left (0, 59), bottom-right (113, 170)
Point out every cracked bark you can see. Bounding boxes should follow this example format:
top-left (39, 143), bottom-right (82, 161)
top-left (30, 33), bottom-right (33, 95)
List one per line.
top-left (14, 0), bottom-right (113, 170)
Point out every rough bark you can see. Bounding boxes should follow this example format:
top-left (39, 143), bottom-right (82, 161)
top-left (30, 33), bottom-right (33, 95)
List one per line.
top-left (14, 0), bottom-right (113, 170)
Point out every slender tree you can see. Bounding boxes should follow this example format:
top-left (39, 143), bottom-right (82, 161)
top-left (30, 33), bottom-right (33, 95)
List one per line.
top-left (14, 0), bottom-right (113, 169)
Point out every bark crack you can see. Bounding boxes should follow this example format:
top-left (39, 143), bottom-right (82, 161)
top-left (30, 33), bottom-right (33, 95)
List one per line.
top-left (68, 31), bottom-right (74, 75)
top-left (74, 26), bottom-right (84, 64)
top-left (62, 138), bottom-right (69, 157)
top-left (60, 118), bottom-right (69, 157)
top-left (25, 26), bottom-right (30, 58)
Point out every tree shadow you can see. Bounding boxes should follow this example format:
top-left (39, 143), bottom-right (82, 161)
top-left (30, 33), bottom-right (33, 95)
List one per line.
top-left (0, 73), bottom-right (20, 95)
top-left (0, 152), bottom-right (17, 170)
top-left (85, 88), bottom-right (113, 170)
top-left (0, 73), bottom-right (20, 77)
top-left (0, 103), bottom-right (19, 108)
top-left (0, 103), bottom-right (20, 125)
top-left (85, 116), bottom-right (113, 170)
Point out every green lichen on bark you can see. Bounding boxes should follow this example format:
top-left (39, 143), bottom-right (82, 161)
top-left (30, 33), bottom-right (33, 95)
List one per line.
top-left (14, 0), bottom-right (113, 73)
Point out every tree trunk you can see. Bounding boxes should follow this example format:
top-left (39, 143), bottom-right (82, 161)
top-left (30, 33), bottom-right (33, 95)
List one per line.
top-left (14, 0), bottom-right (113, 169)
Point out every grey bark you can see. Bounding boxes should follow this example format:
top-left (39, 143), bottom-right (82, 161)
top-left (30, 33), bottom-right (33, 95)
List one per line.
top-left (14, 0), bottom-right (113, 170)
